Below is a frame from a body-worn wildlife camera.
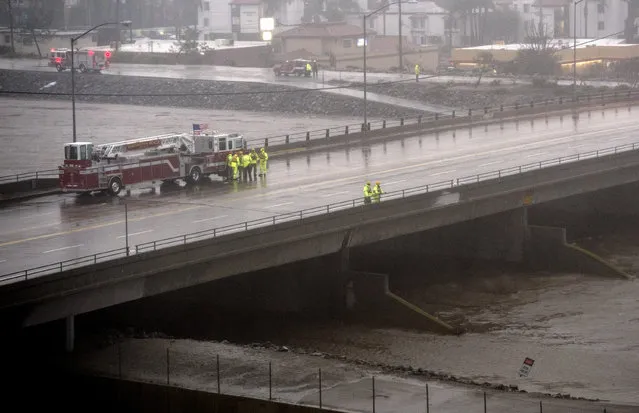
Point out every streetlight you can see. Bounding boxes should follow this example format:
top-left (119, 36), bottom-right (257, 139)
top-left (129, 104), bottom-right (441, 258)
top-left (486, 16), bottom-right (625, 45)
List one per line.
top-left (573, 0), bottom-right (584, 88)
top-left (363, 1), bottom-right (407, 128)
top-left (124, 202), bottom-right (129, 256)
top-left (70, 20), bottom-right (132, 143)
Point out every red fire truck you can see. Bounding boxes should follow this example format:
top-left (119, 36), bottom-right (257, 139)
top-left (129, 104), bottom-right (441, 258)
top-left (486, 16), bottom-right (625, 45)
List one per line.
top-left (50, 48), bottom-right (112, 73)
top-left (59, 126), bottom-right (246, 195)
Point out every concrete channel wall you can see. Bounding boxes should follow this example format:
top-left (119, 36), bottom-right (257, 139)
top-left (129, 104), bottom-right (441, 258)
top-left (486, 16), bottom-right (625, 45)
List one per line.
top-left (5, 147), bottom-right (639, 327)
top-left (1, 93), bottom-right (637, 203)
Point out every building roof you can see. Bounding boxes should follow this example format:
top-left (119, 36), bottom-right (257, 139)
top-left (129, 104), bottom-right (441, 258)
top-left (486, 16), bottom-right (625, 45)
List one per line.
top-left (458, 37), bottom-right (626, 51)
top-left (275, 23), bottom-right (371, 39)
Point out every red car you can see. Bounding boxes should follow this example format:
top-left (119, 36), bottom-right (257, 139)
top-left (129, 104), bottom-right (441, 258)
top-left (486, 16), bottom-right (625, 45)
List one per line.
top-left (273, 59), bottom-right (311, 77)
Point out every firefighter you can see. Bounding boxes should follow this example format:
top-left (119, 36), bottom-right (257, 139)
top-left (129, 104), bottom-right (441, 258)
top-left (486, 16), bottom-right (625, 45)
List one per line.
top-left (363, 181), bottom-right (373, 205)
top-left (237, 150), bottom-right (245, 181)
top-left (249, 148), bottom-right (258, 180)
top-left (414, 64), bottom-right (420, 82)
top-left (241, 151), bottom-right (252, 182)
top-left (226, 152), bottom-right (233, 181)
top-left (372, 181), bottom-right (383, 203)
top-left (305, 62), bottom-right (312, 77)
top-left (231, 152), bottom-right (240, 181)
top-left (258, 147), bottom-right (269, 177)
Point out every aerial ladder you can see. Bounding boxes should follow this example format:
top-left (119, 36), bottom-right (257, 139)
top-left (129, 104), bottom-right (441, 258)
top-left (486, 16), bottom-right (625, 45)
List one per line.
top-left (95, 131), bottom-right (218, 159)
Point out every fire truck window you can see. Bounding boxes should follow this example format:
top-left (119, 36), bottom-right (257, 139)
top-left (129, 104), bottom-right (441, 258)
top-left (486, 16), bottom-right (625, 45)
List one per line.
top-left (80, 145), bottom-right (87, 160)
top-left (228, 140), bottom-right (234, 150)
top-left (208, 139), bottom-right (213, 150)
top-left (68, 146), bottom-right (78, 160)
top-left (87, 144), bottom-right (93, 159)
top-left (65, 145), bottom-right (70, 160)
top-left (219, 138), bottom-right (226, 151)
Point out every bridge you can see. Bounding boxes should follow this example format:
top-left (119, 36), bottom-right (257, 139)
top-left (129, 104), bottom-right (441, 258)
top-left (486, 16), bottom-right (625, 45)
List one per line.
top-left (2, 129), bottom-right (639, 350)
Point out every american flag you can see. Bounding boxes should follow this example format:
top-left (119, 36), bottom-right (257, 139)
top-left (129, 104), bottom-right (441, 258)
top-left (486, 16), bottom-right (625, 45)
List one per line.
top-left (192, 123), bottom-right (209, 135)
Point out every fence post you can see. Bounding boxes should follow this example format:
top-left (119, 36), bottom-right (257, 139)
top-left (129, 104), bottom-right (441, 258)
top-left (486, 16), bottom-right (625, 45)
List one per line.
top-left (325, 129), bottom-right (329, 138)
top-left (452, 110), bottom-right (456, 118)
top-left (426, 384), bottom-right (430, 413)
top-left (500, 104), bottom-right (503, 112)
top-left (166, 347), bottom-right (170, 385)
top-left (264, 138), bottom-right (269, 148)
top-left (400, 118), bottom-right (404, 126)
top-left (483, 391), bottom-right (487, 413)
top-left (559, 97), bottom-right (563, 104)
top-left (468, 108), bottom-right (472, 117)
top-left (345, 125), bottom-right (349, 135)
top-left (269, 361), bottom-right (272, 401)
top-left (418, 115), bottom-right (422, 124)
top-left (306, 131), bottom-right (310, 141)
top-left (118, 341), bottom-right (122, 379)
top-left (530, 100), bottom-right (534, 108)
top-left (372, 376), bottom-right (376, 413)
top-left (539, 400), bottom-right (543, 413)
top-left (319, 368), bottom-right (322, 409)
top-left (484, 107), bottom-right (488, 114)
top-left (515, 103), bottom-right (519, 111)
top-left (382, 120), bottom-right (386, 128)
top-left (216, 355), bottom-right (221, 394)
top-left (285, 135), bottom-right (290, 144)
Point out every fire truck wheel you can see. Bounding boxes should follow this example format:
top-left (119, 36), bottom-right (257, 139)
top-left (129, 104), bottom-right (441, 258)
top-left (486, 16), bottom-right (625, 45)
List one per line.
top-left (187, 167), bottom-right (202, 184)
top-left (79, 64), bottom-right (87, 73)
top-left (56, 64), bottom-right (64, 72)
top-left (108, 177), bottom-right (122, 195)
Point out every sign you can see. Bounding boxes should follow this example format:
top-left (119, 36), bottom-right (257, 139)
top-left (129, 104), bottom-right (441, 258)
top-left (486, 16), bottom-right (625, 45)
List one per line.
top-left (518, 357), bottom-right (535, 377)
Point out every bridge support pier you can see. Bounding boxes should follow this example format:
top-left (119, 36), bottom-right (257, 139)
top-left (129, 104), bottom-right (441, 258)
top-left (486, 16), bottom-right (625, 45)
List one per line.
top-left (65, 315), bottom-right (75, 353)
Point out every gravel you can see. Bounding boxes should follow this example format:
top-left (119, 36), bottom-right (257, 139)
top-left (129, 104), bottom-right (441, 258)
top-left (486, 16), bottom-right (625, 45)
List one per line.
top-left (0, 69), bottom-right (424, 119)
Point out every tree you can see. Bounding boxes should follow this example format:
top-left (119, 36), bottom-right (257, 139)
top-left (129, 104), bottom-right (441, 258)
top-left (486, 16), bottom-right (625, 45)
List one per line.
top-left (483, 8), bottom-right (520, 44)
top-left (435, 0), bottom-right (494, 46)
top-left (3, 0), bottom-right (16, 53)
top-left (514, 23), bottom-right (558, 76)
top-left (17, 0), bottom-right (62, 57)
top-left (301, 0), bottom-right (360, 23)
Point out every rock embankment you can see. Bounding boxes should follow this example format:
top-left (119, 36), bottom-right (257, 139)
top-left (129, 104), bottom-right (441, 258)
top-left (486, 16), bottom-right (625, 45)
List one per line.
top-left (0, 69), bottom-right (423, 119)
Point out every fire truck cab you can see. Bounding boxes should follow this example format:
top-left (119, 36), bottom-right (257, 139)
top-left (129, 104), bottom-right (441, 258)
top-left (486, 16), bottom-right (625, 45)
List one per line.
top-left (53, 48), bottom-right (112, 73)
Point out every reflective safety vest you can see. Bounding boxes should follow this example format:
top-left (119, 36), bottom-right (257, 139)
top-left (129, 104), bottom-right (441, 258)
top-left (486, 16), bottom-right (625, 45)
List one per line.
top-left (227, 154), bottom-right (233, 166)
top-left (363, 184), bottom-right (372, 198)
top-left (231, 154), bottom-right (239, 166)
top-left (414, 64), bottom-right (420, 75)
top-left (259, 150), bottom-right (269, 162)
top-left (250, 152), bottom-right (258, 165)
top-left (241, 154), bottom-right (251, 168)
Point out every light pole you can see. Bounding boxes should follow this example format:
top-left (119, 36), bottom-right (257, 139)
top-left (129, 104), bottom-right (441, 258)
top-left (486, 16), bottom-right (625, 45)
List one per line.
top-left (363, 1), bottom-right (407, 128)
top-left (573, 0), bottom-right (584, 88)
top-left (70, 20), bottom-right (132, 143)
top-left (125, 203), bottom-right (129, 256)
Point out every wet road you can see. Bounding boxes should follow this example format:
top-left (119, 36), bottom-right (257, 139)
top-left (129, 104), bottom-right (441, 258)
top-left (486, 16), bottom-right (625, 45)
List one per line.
top-left (0, 98), bottom-right (366, 176)
top-left (0, 58), bottom-right (453, 113)
top-left (1, 106), bottom-right (638, 277)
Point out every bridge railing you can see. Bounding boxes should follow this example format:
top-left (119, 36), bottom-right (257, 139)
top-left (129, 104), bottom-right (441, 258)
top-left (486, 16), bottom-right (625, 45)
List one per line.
top-left (3, 89), bottom-right (639, 185)
top-left (2, 140), bottom-right (636, 285)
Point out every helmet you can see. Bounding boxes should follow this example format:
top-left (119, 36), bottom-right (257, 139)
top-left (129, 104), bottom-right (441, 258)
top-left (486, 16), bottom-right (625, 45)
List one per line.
top-left (376, 181), bottom-right (380, 185)
top-left (366, 181), bottom-right (370, 185)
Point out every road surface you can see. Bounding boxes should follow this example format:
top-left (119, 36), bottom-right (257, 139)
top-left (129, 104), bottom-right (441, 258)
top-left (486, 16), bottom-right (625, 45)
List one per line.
top-left (1, 105), bottom-right (637, 277)
top-left (0, 58), bottom-right (455, 114)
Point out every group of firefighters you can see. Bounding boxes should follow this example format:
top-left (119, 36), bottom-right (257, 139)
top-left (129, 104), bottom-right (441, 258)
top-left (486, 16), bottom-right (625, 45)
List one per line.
top-left (363, 181), bottom-right (383, 204)
top-left (225, 147), bottom-right (269, 182)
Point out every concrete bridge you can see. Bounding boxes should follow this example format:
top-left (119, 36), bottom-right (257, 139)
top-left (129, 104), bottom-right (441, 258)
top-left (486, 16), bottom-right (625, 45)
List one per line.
top-left (2, 144), bottom-right (639, 350)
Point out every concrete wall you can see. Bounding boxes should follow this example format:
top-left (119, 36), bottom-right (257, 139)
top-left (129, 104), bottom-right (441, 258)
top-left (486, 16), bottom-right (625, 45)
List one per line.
top-left (366, 208), bottom-right (528, 262)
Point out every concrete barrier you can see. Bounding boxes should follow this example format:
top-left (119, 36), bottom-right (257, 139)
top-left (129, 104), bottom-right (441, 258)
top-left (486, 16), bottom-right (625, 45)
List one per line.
top-left (526, 225), bottom-right (631, 279)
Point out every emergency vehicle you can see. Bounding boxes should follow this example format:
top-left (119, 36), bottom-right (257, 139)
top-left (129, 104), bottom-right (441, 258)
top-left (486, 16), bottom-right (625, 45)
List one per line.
top-left (59, 126), bottom-right (245, 195)
top-left (50, 48), bottom-right (112, 73)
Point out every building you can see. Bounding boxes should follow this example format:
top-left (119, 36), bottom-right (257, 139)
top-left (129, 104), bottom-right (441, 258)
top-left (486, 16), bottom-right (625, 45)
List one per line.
top-left (0, 27), bottom-right (97, 55)
top-left (347, 0), bottom-right (451, 46)
top-left (274, 22), bottom-right (438, 72)
top-left (569, 0), bottom-right (628, 39)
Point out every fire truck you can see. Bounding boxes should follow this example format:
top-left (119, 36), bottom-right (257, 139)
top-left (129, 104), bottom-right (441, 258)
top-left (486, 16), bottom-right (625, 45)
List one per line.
top-left (59, 127), bottom-right (246, 195)
top-left (50, 48), bottom-right (112, 73)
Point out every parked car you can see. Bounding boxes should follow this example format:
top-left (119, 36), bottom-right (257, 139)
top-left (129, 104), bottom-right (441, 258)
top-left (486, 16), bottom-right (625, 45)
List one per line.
top-left (273, 59), bottom-right (311, 77)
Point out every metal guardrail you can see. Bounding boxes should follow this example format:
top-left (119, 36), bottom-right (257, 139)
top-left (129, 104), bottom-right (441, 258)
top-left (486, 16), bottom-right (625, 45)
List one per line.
top-left (0, 248), bottom-right (128, 284)
top-left (1, 141), bottom-right (638, 284)
top-left (2, 89), bottom-right (639, 185)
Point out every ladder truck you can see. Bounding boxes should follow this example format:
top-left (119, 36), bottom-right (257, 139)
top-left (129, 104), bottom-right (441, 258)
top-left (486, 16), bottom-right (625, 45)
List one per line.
top-left (59, 126), bottom-right (246, 195)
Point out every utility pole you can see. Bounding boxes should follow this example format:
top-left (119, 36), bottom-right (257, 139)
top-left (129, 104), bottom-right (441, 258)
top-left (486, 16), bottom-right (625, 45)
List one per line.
top-left (538, 0), bottom-right (544, 36)
top-left (398, 0), bottom-right (403, 72)
top-left (7, 0), bottom-right (15, 53)
top-left (115, 0), bottom-right (120, 51)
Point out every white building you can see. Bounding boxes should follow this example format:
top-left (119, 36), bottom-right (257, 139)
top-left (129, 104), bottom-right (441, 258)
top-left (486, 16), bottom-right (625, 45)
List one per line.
top-left (347, 0), bottom-right (449, 46)
top-left (570, 0), bottom-right (627, 39)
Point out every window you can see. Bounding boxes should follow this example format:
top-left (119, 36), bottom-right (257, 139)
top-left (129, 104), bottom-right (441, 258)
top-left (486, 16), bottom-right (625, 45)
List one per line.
top-left (343, 39), bottom-right (352, 48)
top-left (203, 18), bottom-right (209, 27)
top-left (219, 138), bottom-right (227, 151)
top-left (524, 4), bottom-right (530, 12)
top-left (598, 21), bottom-right (604, 30)
top-left (204, 1), bottom-right (210, 10)
top-left (597, 3), bottom-right (604, 13)
top-left (80, 145), bottom-right (87, 160)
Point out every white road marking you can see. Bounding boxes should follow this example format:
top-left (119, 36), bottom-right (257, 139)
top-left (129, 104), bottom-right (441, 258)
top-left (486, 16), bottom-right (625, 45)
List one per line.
top-left (263, 202), bottom-right (293, 209)
top-left (116, 230), bottom-right (154, 239)
top-left (43, 244), bottom-right (83, 254)
top-left (192, 215), bottom-right (228, 223)
top-left (0, 259), bottom-right (6, 264)
top-left (384, 179), bottom-right (407, 186)
top-left (429, 170), bottom-right (456, 177)
top-left (572, 143), bottom-right (591, 148)
top-left (478, 161), bottom-right (500, 167)
top-left (322, 191), bottom-right (348, 198)
top-left (525, 152), bottom-right (547, 158)
top-left (611, 136), bottom-right (629, 141)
